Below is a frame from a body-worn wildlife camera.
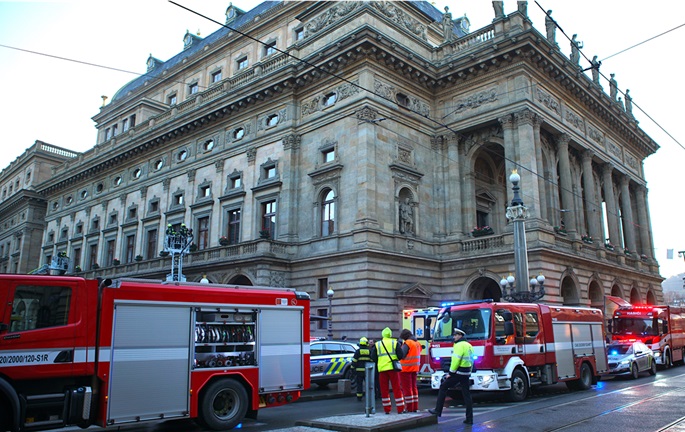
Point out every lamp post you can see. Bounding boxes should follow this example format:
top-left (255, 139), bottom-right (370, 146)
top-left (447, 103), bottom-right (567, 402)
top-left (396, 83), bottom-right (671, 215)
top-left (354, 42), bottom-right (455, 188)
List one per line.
top-left (327, 287), bottom-right (335, 340)
top-left (505, 169), bottom-right (529, 294)
top-left (500, 274), bottom-right (546, 303)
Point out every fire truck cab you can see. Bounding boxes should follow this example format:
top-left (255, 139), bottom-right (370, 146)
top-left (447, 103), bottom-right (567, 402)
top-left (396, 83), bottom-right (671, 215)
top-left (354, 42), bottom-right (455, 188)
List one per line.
top-left (430, 300), bottom-right (607, 401)
top-left (0, 275), bottom-right (310, 432)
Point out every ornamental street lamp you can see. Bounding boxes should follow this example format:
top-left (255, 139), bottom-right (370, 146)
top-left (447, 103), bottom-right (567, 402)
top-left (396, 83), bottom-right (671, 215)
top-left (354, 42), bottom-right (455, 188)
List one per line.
top-left (505, 169), bottom-right (530, 294)
top-left (327, 287), bottom-right (335, 340)
top-left (164, 223), bottom-right (193, 282)
top-left (500, 274), bottom-right (546, 303)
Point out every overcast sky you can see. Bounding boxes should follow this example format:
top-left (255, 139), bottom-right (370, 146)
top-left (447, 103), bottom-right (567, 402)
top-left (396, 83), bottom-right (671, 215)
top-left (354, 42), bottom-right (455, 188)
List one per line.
top-left (1, 0), bottom-right (684, 279)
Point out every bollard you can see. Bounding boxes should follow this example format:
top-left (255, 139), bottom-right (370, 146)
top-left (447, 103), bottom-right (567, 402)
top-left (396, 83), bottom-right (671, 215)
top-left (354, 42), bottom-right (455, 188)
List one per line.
top-left (365, 363), bottom-right (376, 416)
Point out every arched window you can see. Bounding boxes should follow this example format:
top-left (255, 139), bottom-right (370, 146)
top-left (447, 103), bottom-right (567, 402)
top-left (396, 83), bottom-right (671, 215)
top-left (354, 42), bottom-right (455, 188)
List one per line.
top-left (321, 189), bottom-right (336, 236)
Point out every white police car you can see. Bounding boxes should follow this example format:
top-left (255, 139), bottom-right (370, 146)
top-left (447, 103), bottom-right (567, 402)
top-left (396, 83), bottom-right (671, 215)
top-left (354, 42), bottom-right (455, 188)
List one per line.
top-left (310, 340), bottom-right (358, 387)
top-left (607, 340), bottom-right (657, 379)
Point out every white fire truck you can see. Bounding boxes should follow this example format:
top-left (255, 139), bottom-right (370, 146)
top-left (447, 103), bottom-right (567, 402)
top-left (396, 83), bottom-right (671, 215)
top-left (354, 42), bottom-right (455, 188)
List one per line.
top-left (0, 275), bottom-right (310, 431)
top-left (610, 304), bottom-right (685, 367)
top-left (430, 300), bottom-right (608, 401)
top-left (402, 307), bottom-right (440, 383)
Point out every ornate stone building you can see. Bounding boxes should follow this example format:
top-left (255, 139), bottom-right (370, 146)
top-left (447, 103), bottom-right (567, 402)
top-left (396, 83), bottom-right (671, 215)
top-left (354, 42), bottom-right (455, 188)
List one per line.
top-left (4, 1), bottom-right (663, 338)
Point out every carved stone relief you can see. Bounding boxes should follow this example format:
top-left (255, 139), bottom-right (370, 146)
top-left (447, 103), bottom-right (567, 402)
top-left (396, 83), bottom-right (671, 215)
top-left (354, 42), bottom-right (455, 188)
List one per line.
top-left (305, 2), bottom-right (362, 37)
top-left (535, 87), bottom-right (560, 116)
top-left (371, 1), bottom-right (427, 40)
top-left (450, 87), bottom-right (498, 117)
top-left (565, 108), bottom-right (583, 131)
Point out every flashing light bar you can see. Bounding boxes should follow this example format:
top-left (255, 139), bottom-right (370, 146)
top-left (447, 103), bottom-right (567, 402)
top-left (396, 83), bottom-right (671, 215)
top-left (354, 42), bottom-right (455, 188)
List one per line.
top-left (441, 299), bottom-right (494, 308)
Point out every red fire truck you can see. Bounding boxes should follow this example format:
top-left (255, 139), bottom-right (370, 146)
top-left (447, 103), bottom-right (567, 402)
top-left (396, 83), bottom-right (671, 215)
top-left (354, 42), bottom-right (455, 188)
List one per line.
top-left (430, 300), bottom-right (608, 401)
top-left (402, 307), bottom-right (440, 383)
top-left (610, 304), bottom-right (685, 367)
top-left (0, 275), bottom-right (310, 431)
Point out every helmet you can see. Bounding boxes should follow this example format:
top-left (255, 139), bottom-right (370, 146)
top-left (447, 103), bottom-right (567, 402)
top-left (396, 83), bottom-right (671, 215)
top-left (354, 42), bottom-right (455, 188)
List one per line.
top-left (359, 337), bottom-right (368, 345)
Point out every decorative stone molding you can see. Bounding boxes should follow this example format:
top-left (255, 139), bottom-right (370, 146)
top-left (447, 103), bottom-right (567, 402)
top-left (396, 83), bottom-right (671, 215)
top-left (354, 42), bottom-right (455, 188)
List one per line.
top-left (187, 168), bottom-right (196, 182)
top-left (371, 1), bottom-right (427, 40)
top-left (625, 152), bottom-right (638, 172)
top-left (246, 147), bottom-right (257, 165)
top-left (356, 106), bottom-right (379, 124)
top-left (162, 178), bottom-right (171, 191)
top-left (301, 80), bottom-right (360, 117)
top-left (514, 108), bottom-right (537, 126)
top-left (215, 159), bottom-right (224, 173)
top-left (257, 108), bottom-right (287, 131)
top-left (305, 1), bottom-right (362, 37)
top-left (535, 86), bottom-right (560, 116)
top-left (607, 139), bottom-right (623, 161)
top-left (587, 125), bottom-right (603, 144)
top-left (431, 135), bottom-right (448, 152)
top-left (450, 87), bottom-right (498, 117)
top-left (462, 125), bottom-right (502, 156)
top-left (282, 134), bottom-right (302, 151)
top-left (565, 108), bottom-right (583, 131)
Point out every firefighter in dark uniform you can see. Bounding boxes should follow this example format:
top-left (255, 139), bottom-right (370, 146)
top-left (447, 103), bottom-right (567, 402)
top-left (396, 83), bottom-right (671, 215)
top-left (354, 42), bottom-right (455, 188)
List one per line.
top-left (351, 337), bottom-right (373, 401)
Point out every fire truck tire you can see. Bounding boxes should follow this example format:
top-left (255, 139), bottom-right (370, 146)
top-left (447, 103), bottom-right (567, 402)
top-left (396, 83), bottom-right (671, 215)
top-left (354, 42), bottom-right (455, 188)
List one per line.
top-left (507, 369), bottom-right (528, 402)
top-left (576, 363), bottom-right (593, 390)
top-left (664, 351), bottom-right (672, 368)
top-left (649, 358), bottom-right (657, 376)
top-left (630, 363), bottom-right (639, 380)
top-left (199, 379), bottom-right (249, 431)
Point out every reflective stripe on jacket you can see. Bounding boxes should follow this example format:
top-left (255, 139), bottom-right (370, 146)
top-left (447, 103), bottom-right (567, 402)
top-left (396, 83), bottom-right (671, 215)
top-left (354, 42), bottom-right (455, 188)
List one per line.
top-left (449, 340), bottom-right (473, 374)
top-left (400, 339), bottom-right (421, 372)
top-left (377, 338), bottom-right (399, 372)
top-left (352, 347), bottom-right (372, 372)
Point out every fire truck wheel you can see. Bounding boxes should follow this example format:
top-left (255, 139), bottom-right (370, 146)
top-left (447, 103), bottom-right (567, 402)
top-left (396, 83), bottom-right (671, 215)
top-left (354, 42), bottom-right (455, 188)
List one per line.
top-left (664, 351), bottom-right (672, 368)
top-left (630, 363), bottom-right (639, 380)
top-left (199, 379), bottom-right (248, 431)
top-left (576, 363), bottom-right (593, 390)
top-left (507, 369), bottom-right (528, 402)
top-left (649, 359), bottom-right (657, 376)
top-left (0, 394), bottom-right (10, 430)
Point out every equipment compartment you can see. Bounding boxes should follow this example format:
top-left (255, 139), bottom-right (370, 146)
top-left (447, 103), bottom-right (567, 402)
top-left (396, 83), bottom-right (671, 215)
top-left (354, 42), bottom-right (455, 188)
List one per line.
top-left (193, 308), bottom-right (257, 369)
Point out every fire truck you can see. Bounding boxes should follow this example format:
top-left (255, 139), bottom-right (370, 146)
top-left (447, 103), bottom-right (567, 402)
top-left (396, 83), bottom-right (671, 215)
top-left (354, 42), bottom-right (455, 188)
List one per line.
top-left (402, 307), bottom-right (440, 383)
top-left (430, 300), bottom-right (608, 401)
top-left (610, 304), bottom-right (685, 367)
top-left (0, 275), bottom-right (310, 431)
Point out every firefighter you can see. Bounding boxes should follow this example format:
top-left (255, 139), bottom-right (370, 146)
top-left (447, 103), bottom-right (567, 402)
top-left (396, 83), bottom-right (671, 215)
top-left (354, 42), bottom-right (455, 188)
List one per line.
top-left (429, 328), bottom-right (474, 424)
top-left (351, 337), bottom-right (373, 401)
top-left (371, 327), bottom-right (405, 414)
top-left (399, 329), bottom-right (421, 412)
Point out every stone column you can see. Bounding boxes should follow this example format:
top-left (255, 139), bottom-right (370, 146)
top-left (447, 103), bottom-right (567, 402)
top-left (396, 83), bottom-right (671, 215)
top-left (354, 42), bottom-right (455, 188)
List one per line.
top-left (514, 108), bottom-right (542, 220)
top-left (619, 175), bottom-right (637, 253)
top-left (281, 134), bottom-right (301, 241)
top-left (636, 185), bottom-right (653, 258)
top-left (499, 114), bottom-right (517, 206)
top-left (533, 114), bottom-right (547, 222)
top-left (430, 135), bottom-right (448, 237)
top-left (556, 134), bottom-right (577, 234)
top-left (446, 134), bottom-right (462, 236)
top-left (581, 150), bottom-right (601, 240)
top-left (354, 106), bottom-right (380, 230)
top-left (602, 163), bottom-right (620, 246)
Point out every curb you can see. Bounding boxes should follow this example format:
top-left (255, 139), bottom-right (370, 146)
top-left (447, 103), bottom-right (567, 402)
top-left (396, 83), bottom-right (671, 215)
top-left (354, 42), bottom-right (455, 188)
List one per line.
top-left (296, 413), bottom-right (437, 432)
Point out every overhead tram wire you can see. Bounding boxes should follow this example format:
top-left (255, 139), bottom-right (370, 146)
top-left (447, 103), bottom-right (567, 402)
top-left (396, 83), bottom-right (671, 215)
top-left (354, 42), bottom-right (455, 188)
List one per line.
top-left (534, 1), bottom-right (684, 151)
top-left (173, 0), bottom-right (651, 239)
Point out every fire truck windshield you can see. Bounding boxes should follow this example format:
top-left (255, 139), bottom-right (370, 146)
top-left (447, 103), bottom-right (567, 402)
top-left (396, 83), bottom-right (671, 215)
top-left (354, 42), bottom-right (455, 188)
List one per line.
top-left (433, 309), bottom-right (492, 341)
top-left (612, 318), bottom-right (658, 336)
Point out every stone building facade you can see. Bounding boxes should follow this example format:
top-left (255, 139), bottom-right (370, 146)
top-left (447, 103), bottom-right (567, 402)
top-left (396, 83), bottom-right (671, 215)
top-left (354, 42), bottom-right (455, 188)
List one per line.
top-left (3, 1), bottom-right (663, 338)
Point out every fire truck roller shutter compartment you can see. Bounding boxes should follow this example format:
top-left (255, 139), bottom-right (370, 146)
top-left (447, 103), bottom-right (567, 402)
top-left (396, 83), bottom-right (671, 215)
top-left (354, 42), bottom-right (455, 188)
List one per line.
top-left (552, 323), bottom-right (576, 379)
top-left (258, 307), bottom-right (305, 391)
top-left (107, 303), bottom-right (192, 424)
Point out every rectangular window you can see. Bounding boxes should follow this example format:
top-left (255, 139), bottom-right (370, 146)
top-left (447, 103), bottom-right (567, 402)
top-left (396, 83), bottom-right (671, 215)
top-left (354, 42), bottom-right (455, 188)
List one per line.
top-left (200, 185), bottom-right (211, 198)
top-left (130, 114), bottom-right (136, 128)
top-left (105, 128), bottom-right (111, 140)
top-left (89, 244), bottom-right (98, 269)
top-left (189, 82), bottom-right (199, 95)
top-left (168, 94), bottom-right (177, 105)
top-left (128, 208), bottom-right (137, 220)
top-left (228, 209), bottom-right (241, 244)
top-left (149, 200), bottom-right (159, 213)
top-left (261, 200), bottom-right (277, 237)
top-left (323, 148), bottom-right (335, 163)
top-left (295, 28), bottom-right (304, 41)
top-left (265, 166), bottom-right (276, 179)
top-left (237, 56), bottom-right (248, 70)
top-left (10, 285), bottom-right (71, 332)
top-left (197, 216), bottom-right (209, 250)
top-left (318, 278), bottom-right (328, 299)
top-left (125, 234), bottom-right (135, 263)
top-left (112, 124), bottom-right (118, 136)
top-left (212, 70), bottom-right (222, 83)
top-left (106, 239), bottom-right (116, 267)
top-left (109, 214), bottom-right (118, 226)
top-left (73, 247), bottom-right (81, 269)
top-left (174, 194), bottom-right (184, 206)
top-left (146, 229), bottom-right (158, 260)
top-left (122, 118), bottom-right (129, 132)
top-left (231, 176), bottom-right (242, 189)
top-left (264, 41), bottom-right (276, 57)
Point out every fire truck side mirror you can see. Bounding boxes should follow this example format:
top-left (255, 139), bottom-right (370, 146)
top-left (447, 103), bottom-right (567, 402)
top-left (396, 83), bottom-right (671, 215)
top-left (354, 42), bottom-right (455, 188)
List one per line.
top-left (502, 311), bottom-right (513, 322)
top-left (504, 322), bottom-right (514, 336)
top-left (0, 323), bottom-right (8, 333)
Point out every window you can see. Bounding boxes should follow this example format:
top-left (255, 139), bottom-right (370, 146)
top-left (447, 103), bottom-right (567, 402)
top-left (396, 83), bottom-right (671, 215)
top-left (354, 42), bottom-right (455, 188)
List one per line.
top-left (230, 176), bottom-right (242, 189)
top-left (109, 213), bottom-right (118, 226)
top-left (318, 278), bottom-right (328, 299)
top-left (73, 248), bottom-right (81, 269)
top-left (149, 200), bottom-right (159, 213)
top-left (80, 190), bottom-right (88, 199)
top-left (261, 200), bottom-right (277, 237)
top-left (323, 148), bottom-right (335, 163)
top-left (113, 176), bottom-right (122, 187)
top-left (154, 159), bottom-right (164, 170)
top-left (524, 312), bottom-right (540, 342)
top-left (321, 189), bottom-right (335, 236)
top-left (96, 183), bottom-right (104, 193)
top-left (237, 56), bottom-right (248, 70)
top-left (91, 219), bottom-right (99, 231)
top-left (125, 234), bottom-right (135, 263)
top-left (89, 243), bottom-right (98, 269)
top-left (263, 41), bottom-right (277, 57)
top-left (177, 150), bottom-right (188, 162)
top-left (75, 223), bottom-right (83, 235)
top-left (60, 227), bottom-right (68, 240)
top-left (111, 124), bottom-right (118, 136)
top-left (233, 127), bottom-right (245, 140)
top-left (9, 285), bottom-right (71, 332)
top-left (203, 139), bottom-right (214, 151)
top-left (199, 185), bottom-right (211, 198)
top-left (105, 239), bottom-right (116, 267)
top-left (105, 128), bottom-right (111, 141)
top-left (66, 196), bottom-right (73, 205)
top-left (189, 82), bottom-right (199, 95)
top-left (129, 114), bottom-right (136, 128)
top-left (122, 118), bottom-right (129, 132)
top-left (133, 168), bottom-right (142, 179)
top-left (146, 229), bottom-right (158, 260)
top-left (396, 93), bottom-right (410, 107)
top-left (264, 164), bottom-right (276, 180)
top-left (173, 193), bottom-right (184, 206)
top-left (295, 27), bottom-right (304, 41)
top-left (266, 114), bottom-right (279, 127)
top-left (228, 208), bottom-right (241, 244)
top-left (211, 70), bottom-right (222, 83)
top-left (323, 92), bottom-right (337, 107)
top-left (168, 94), bottom-right (177, 105)
top-left (197, 216), bottom-right (209, 250)
top-left (128, 207), bottom-right (137, 220)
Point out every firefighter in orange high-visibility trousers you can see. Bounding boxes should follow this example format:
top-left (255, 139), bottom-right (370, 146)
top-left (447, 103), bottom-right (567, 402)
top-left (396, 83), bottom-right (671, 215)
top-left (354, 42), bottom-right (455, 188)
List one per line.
top-left (352, 337), bottom-right (373, 401)
top-left (399, 329), bottom-right (421, 412)
top-left (371, 327), bottom-right (405, 414)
